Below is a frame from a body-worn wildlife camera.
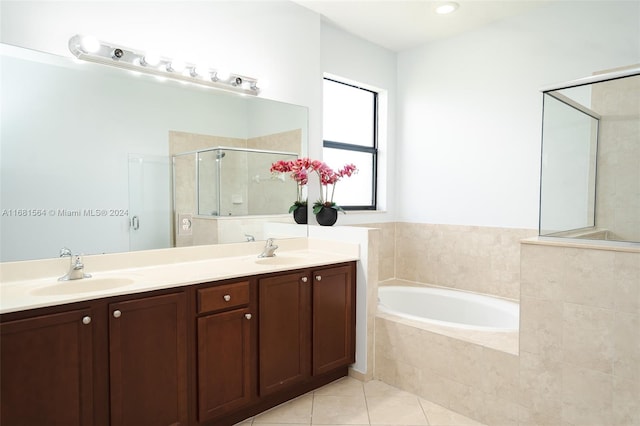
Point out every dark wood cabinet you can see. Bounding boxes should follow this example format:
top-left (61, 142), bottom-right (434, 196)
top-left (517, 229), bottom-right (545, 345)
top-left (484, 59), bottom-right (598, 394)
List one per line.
top-left (1, 291), bottom-right (187, 426)
top-left (109, 292), bottom-right (188, 426)
top-left (0, 308), bottom-right (94, 426)
top-left (196, 281), bottom-right (254, 422)
top-left (257, 264), bottom-right (355, 397)
top-left (312, 264), bottom-right (355, 375)
top-left (258, 270), bottom-right (311, 396)
top-left (1, 261), bottom-right (356, 426)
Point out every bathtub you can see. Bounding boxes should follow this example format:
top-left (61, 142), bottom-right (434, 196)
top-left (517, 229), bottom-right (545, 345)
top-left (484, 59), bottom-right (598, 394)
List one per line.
top-left (377, 285), bottom-right (519, 331)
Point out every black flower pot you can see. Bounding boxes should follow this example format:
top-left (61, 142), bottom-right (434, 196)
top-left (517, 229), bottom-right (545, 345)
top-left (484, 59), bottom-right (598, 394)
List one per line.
top-left (315, 206), bottom-right (338, 226)
top-left (293, 205), bottom-right (308, 224)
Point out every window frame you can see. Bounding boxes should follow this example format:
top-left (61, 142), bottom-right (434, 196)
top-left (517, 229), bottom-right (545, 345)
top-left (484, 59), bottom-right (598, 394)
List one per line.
top-left (323, 77), bottom-right (378, 211)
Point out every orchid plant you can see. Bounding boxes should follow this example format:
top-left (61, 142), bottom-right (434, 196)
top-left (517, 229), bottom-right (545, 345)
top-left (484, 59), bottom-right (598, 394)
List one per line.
top-left (270, 158), bottom-right (310, 213)
top-left (309, 160), bottom-right (357, 214)
top-left (270, 157), bottom-right (357, 214)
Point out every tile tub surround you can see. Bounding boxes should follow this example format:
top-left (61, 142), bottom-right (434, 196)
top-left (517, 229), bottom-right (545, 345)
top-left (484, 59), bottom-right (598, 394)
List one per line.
top-left (519, 239), bottom-right (639, 426)
top-left (375, 314), bottom-right (521, 426)
top-left (359, 223), bottom-right (537, 300)
top-left (355, 222), bottom-right (396, 281)
top-left (374, 238), bottom-right (639, 426)
top-left (395, 223), bottom-right (537, 300)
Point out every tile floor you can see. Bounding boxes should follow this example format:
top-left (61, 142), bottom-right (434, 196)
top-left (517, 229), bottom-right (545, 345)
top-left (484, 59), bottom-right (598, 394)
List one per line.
top-left (235, 376), bottom-right (486, 426)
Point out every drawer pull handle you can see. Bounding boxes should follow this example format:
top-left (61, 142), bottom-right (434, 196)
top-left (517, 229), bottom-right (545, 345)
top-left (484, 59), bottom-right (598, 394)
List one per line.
top-left (245, 313), bottom-right (252, 320)
top-left (82, 316), bottom-right (91, 325)
top-left (315, 275), bottom-right (322, 281)
top-left (113, 310), bottom-right (122, 318)
top-left (301, 277), bottom-right (308, 283)
top-left (223, 294), bottom-right (231, 302)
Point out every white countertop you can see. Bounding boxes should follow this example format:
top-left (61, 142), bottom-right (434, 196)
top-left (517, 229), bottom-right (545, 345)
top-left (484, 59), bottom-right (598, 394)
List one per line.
top-left (0, 239), bottom-right (359, 314)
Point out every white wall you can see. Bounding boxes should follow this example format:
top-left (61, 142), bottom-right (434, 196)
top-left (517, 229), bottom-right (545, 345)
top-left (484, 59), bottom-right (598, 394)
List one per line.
top-left (397, 1), bottom-right (640, 229)
top-left (320, 22), bottom-right (398, 224)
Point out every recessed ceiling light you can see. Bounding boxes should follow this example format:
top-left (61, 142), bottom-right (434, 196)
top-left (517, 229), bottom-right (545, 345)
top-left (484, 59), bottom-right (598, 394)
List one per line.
top-left (435, 2), bottom-right (459, 15)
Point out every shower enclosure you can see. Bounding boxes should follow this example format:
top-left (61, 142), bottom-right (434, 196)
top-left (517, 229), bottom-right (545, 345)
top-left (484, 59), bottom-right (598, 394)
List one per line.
top-left (539, 66), bottom-right (639, 243)
top-left (173, 147), bottom-right (298, 218)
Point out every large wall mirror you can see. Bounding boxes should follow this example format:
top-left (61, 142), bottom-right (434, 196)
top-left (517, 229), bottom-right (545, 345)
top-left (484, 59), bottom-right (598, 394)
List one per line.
top-left (0, 43), bottom-right (308, 262)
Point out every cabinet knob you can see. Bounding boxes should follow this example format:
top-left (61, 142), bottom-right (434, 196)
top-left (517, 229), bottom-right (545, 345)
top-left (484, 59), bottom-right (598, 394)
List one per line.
top-left (301, 277), bottom-right (308, 283)
top-left (113, 310), bottom-right (122, 318)
top-left (82, 316), bottom-right (91, 325)
top-left (315, 275), bottom-right (322, 281)
top-left (223, 294), bottom-right (231, 302)
top-left (245, 313), bottom-right (252, 320)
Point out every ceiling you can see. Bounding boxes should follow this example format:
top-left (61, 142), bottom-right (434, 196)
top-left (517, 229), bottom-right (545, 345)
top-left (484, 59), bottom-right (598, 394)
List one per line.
top-left (292, 0), bottom-right (551, 52)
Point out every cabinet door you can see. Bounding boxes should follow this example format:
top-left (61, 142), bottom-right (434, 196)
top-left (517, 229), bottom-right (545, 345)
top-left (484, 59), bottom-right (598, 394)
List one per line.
top-left (1, 309), bottom-right (94, 426)
top-left (197, 307), bottom-right (252, 421)
top-left (109, 292), bottom-right (187, 426)
top-left (312, 264), bottom-right (355, 375)
top-left (258, 271), bottom-right (311, 396)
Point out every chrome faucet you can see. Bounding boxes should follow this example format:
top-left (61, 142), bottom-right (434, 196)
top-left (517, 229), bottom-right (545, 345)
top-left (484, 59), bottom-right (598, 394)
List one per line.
top-left (58, 247), bottom-right (92, 281)
top-left (245, 234), bottom-right (256, 242)
top-left (258, 238), bottom-right (278, 258)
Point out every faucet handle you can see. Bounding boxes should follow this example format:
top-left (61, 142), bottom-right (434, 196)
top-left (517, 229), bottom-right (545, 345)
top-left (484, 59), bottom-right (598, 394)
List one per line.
top-left (60, 247), bottom-right (72, 257)
top-left (266, 238), bottom-right (275, 247)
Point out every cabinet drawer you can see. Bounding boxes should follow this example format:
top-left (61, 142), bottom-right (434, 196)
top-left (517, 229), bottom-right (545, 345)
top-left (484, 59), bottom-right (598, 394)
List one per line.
top-left (197, 281), bottom-right (250, 314)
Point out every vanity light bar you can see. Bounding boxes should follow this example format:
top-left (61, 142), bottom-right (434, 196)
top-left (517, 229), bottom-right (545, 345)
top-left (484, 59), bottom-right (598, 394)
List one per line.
top-left (68, 35), bottom-right (260, 96)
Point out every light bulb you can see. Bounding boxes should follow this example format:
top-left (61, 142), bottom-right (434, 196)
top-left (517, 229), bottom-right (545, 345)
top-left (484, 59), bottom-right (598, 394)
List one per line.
top-left (167, 59), bottom-right (185, 73)
top-left (141, 53), bottom-right (160, 67)
top-left (79, 35), bottom-right (101, 53)
top-left (216, 69), bottom-right (230, 82)
top-left (435, 2), bottom-right (459, 14)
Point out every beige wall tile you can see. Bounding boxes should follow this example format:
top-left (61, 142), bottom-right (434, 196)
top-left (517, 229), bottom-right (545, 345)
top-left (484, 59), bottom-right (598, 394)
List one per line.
top-left (482, 394), bottom-right (522, 426)
top-left (613, 251), bottom-right (640, 314)
top-left (416, 368), bottom-right (468, 410)
top-left (481, 347), bottom-right (519, 401)
top-left (354, 222), bottom-right (395, 281)
top-left (447, 384), bottom-right (485, 424)
top-left (518, 351), bottom-right (562, 421)
top-left (613, 311), bottom-right (640, 383)
top-left (519, 296), bottom-right (563, 359)
top-left (394, 223), bottom-right (535, 299)
top-left (561, 247), bottom-right (615, 308)
top-left (562, 303), bottom-right (615, 374)
top-left (446, 339), bottom-right (484, 388)
top-left (520, 243), bottom-right (566, 300)
top-left (562, 363), bottom-right (613, 426)
top-left (613, 374), bottom-right (640, 426)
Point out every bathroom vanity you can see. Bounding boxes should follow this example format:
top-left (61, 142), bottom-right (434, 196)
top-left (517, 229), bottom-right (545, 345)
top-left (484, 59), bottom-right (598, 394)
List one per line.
top-left (0, 245), bottom-right (357, 426)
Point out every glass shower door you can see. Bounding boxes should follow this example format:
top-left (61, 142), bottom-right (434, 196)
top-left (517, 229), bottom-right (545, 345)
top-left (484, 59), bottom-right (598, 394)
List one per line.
top-left (128, 154), bottom-right (171, 251)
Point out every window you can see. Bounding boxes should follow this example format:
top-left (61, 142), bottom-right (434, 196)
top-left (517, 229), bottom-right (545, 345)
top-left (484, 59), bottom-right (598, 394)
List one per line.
top-left (323, 78), bottom-right (378, 210)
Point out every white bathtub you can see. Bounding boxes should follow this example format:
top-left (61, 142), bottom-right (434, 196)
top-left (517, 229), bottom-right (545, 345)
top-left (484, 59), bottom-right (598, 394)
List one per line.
top-left (377, 285), bottom-right (519, 331)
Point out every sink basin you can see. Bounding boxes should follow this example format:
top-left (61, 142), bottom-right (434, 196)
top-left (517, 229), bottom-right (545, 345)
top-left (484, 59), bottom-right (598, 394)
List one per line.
top-left (31, 277), bottom-right (135, 296)
top-left (254, 255), bottom-right (309, 266)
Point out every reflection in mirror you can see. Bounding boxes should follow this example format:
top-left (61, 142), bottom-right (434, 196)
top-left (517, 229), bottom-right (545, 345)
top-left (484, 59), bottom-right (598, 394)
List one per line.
top-left (173, 145), bottom-right (299, 246)
top-left (539, 68), bottom-right (639, 243)
top-left (0, 43), bottom-right (308, 262)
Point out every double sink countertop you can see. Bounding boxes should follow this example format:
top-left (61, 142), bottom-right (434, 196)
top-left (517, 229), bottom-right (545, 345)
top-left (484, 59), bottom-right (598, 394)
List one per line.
top-left (0, 238), bottom-right (359, 314)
